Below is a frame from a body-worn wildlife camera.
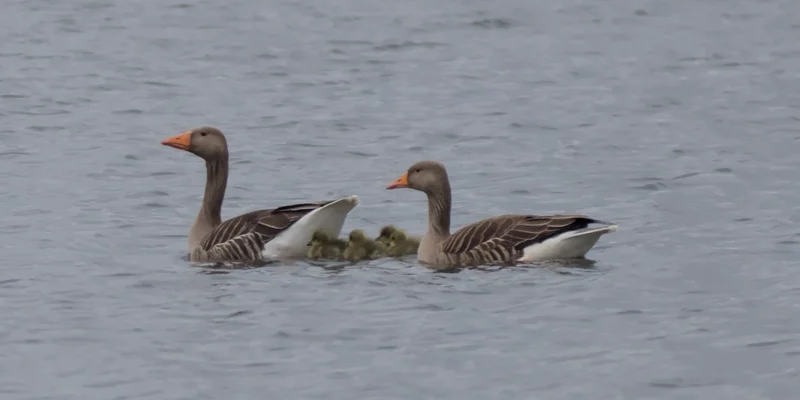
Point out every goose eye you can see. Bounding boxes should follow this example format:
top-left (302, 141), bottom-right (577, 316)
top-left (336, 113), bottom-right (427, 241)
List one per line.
top-left (200, 132), bottom-right (207, 137)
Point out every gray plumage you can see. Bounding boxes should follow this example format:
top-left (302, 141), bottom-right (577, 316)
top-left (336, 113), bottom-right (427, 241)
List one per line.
top-left (162, 126), bottom-right (352, 263)
top-left (386, 160), bottom-right (616, 269)
top-left (436, 213), bottom-right (598, 267)
top-left (193, 202), bottom-right (340, 262)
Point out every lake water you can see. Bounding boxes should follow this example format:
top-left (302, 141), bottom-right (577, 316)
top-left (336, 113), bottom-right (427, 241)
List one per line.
top-left (1, 0), bottom-right (799, 398)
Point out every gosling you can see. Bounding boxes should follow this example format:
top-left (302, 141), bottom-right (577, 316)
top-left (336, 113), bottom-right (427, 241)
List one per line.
top-left (307, 230), bottom-right (347, 260)
top-left (375, 225), bottom-right (399, 247)
top-left (387, 229), bottom-right (421, 258)
top-left (344, 229), bottom-right (387, 262)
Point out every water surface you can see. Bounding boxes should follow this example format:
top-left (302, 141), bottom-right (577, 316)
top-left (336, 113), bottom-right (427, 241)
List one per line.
top-left (1, 0), bottom-right (799, 398)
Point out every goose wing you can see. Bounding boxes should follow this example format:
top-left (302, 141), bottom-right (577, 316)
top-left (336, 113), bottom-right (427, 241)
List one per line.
top-left (199, 201), bottom-right (335, 261)
top-left (440, 214), bottom-right (597, 263)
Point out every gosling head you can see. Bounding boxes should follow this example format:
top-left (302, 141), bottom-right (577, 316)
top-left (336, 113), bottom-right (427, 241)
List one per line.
top-left (388, 230), bottom-right (408, 247)
top-left (377, 225), bottom-right (398, 243)
top-left (390, 230), bottom-right (408, 241)
top-left (311, 230), bottom-right (332, 244)
top-left (349, 229), bottom-right (368, 242)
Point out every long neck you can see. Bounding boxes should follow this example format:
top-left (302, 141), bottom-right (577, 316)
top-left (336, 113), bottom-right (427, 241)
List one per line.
top-left (425, 181), bottom-right (452, 241)
top-left (189, 154), bottom-right (228, 248)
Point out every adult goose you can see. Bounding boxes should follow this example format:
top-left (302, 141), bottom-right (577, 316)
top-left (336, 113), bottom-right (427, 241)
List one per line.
top-left (161, 126), bottom-right (359, 263)
top-left (386, 160), bottom-right (616, 269)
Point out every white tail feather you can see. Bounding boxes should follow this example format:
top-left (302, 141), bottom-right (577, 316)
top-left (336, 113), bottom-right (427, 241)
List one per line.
top-left (517, 224), bottom-right (617, 262)
top-left (261, 195), bottom-right (359, 259)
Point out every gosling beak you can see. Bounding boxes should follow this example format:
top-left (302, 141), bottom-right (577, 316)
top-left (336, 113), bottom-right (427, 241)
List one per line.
top-left (386, 172), bottom-right (409, 189)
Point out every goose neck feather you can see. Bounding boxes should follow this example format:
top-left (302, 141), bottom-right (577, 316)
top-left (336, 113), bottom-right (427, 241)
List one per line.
top-left (189, 155), bottom-right (228, 250)
top-left (420, 184), bottom-right (452, 262)
top-left (425, 186), bottom-right (451, 238)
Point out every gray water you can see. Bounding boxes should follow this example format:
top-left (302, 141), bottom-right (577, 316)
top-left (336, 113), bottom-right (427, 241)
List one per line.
top-left (2, 0), bottom-right (799, 398)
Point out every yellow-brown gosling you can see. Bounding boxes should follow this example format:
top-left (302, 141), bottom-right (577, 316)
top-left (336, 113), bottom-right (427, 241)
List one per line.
top-left (375, 225), bottom-right (399, 247)
top-left (386, 229), bottom-right (421, 258)
top-left (344, 229), bottom-right (387, 262)
top-left (307, 230), bottom-right (347, 260)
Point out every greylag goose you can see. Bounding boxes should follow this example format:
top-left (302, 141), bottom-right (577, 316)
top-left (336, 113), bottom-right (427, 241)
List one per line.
top-left (386, 160), bottom-right (617, 268)
top-left (161, 126), bottom-right (359, 263)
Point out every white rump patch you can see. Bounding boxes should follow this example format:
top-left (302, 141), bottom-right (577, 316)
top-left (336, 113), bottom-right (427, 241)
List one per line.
top-left (517, 224), bottom-right (617, 262)
top-left (261, 195), bottom-right (359, 259)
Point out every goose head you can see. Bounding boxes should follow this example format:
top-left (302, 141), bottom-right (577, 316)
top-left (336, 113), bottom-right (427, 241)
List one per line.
top-left (386, 160), bottom-right (449, 194)
top-left (162, 126), bottom-right (228, 161)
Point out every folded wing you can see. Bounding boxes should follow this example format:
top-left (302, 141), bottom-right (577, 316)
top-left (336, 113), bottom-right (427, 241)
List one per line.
top-left (199, 201), bottom-right (336, 261)
top-left (440, 214), bottom-right (598, 264)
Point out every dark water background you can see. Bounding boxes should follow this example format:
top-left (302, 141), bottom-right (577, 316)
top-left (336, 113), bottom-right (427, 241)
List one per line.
top-left (2, 0), bottom-right (799, 398)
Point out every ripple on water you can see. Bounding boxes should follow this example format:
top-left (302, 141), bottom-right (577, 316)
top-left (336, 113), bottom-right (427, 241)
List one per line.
top-left (128, 190), bottom-right (169, 199)
top-left (672, 172), bottom-right (700, 180)
top-left (136, 202), bottom-right (170, 210)
top-left (149, 171), bottom-right (178, 177)
top-left (142, 80), bottom-right (180, 87)
top-left (12, 109), bottom-right (70, 116)
top-left (649, 378), bottom-right (725, 389)
top-left (470, 18), bottom-right (514, 29)
top-left (634, 182), bottom-right (667, 191)
top-left (344, 150), bottom-right (376, 157)
top-left (745, 339), bottom-right (794, 348)
top-left (0, 150), bottom-right (30, 159)
top-left (373, 41), bottom-right (445, 51)
top-left (13, 208), bottom-right (51, 217)
top-left (111, 109), bottom-right (145, 115)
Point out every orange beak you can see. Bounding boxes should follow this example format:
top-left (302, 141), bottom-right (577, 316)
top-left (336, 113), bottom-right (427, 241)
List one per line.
top-left (386, 172), bottom-right (409, 190)
top-left (161, 131), bottom-right (192, 151)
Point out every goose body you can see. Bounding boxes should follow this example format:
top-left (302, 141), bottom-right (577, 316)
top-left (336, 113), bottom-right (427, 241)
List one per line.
top-left (193, 197), bottom-right (358, 262)
top-left (386, 160), bottom-right (616, 269)
top-left (162, 127), bottom-right (359, 263)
